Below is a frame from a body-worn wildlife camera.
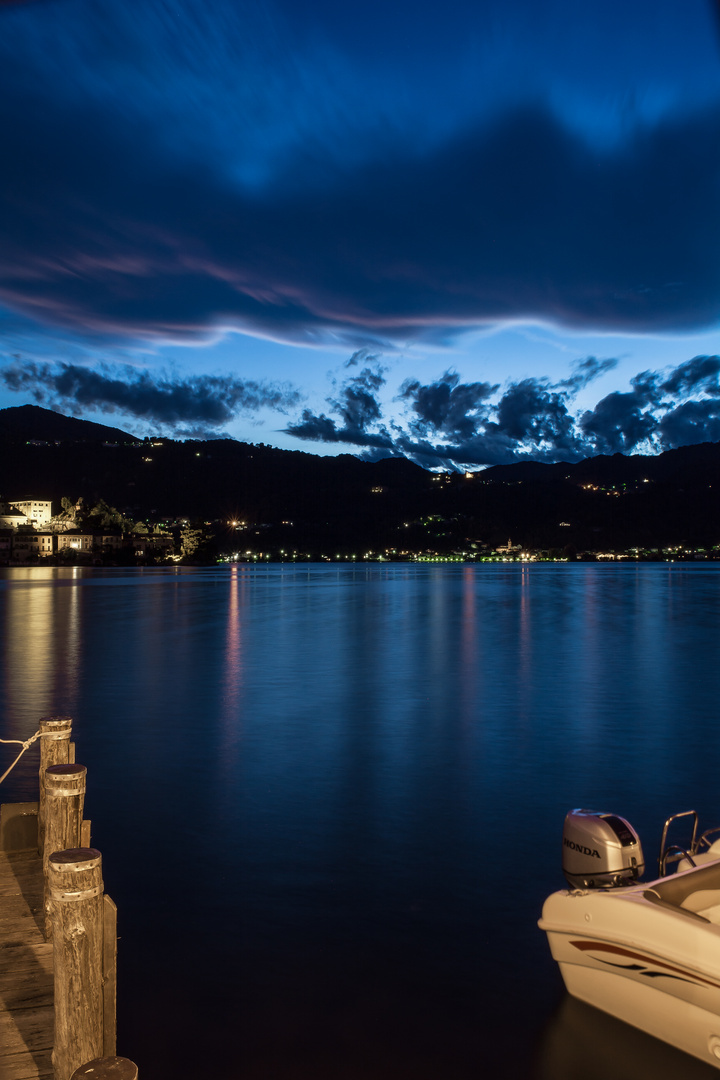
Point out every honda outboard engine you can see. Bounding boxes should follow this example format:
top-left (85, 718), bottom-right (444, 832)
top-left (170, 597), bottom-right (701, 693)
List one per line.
top-left (562, 809), bottom-right (644, 889)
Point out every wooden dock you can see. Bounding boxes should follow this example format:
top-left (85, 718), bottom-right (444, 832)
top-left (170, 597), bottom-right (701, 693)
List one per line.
top-left (0, 842), bottom-right (53, 1080)
top-left (0, 718), bottom-right (137, 1080)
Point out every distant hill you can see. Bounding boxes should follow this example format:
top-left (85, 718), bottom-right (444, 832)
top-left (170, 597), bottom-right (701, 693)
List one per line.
top-left (483, 441), bottom-right (720, 485)
top-left (1, 404), bottom-right (719, 552)
top-left (0, 404), bottom-right (136, 444)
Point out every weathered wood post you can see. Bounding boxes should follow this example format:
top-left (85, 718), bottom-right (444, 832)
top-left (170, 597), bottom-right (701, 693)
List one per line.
top-left (103, 894), bottom-right (118, 1056)
top-left (71, 1058), bottom-right (138, 1080)
top-left (43, 764), bottom-right (86, 939)
top-left (38, 715), bottom-right (73, 854)
top-left (49, 848), bottom-right (105, 1080)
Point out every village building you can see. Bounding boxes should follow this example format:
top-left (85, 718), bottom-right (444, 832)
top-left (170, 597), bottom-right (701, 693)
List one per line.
top-left (3, 499), bottom-right (53, 527)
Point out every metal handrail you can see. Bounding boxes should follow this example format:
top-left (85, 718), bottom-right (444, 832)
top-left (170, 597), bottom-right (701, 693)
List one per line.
top-left (658, 810), bottom-right (698, 875)
top-left (697, 826), bottom-right (720, 852)
top-left (659, 844), bottom-right (697, 877)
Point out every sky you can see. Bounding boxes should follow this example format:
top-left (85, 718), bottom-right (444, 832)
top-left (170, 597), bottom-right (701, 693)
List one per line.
top-left (2, 0), bottom-right (720, 468)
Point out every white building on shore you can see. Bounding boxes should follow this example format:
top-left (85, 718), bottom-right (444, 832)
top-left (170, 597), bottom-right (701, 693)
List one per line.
top-left (0, 499), bottom-right (53, 527)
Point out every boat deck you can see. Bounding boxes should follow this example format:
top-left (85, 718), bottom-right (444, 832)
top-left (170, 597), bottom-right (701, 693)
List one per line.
top-left (0, 847), bottom-right (53, 1080)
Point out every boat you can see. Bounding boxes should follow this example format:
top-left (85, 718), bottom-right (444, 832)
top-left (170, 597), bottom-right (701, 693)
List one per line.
top-left (539, 808), bottom-right (720, 1070)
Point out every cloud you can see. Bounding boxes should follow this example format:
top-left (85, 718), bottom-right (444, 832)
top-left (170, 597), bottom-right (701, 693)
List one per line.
top-left (659, 354), bottom-right (720, 397)
top-left (286, 351), bottom-right (720, 468)
top-left (285, 409), bottom-right (395, 450)
top-left (547, 358), bottom-right (720, 457)
top-left (285, 364), bottom-right (394, 449)
top-left (2, 30), bottom-right (720, 348)
top-left (657, 399), bottom-right (720, 448)
top-left (398, 371), bottom-right (591, 463)
top-left (557, 355), bottom-right (618, 393)
top-left (1, 359), bottom-right (301, 431)
top-left (289, 356), bottom-right (603, 466)
top-left (344, 348), bottom-right (380, 368)
top-left (494, 380), bottom-right (579, 450)
top-left (399, 371), bottom-right (498, 440)
top-left (328, 366), bottom-right (386, 429)
top-left (578, 390), bottom-right (657, 455)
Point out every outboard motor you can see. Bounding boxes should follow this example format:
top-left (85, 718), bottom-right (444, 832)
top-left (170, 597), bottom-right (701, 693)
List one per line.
top-left (562, 809), bottom-right (644, 889)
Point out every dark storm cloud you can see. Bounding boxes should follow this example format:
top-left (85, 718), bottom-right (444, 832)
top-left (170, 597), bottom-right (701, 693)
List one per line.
top-left (494, 379), bottom-right (586, 456)
top-left (285, 410), bottom-right (395, 450)
top-left (287, 352), bottom-right (720, 468)
top-left (397, 370), bottom-right (594, 463)
top-left (289, 357), bottom-right (602, 466)
top-left (285, 365), bottom-right (394, 449)
top-left (3, 58), bottom-right (720, 343)
top-left (399, 371), bottom-right (498, 440)
top-left (1, 360), bottom-right (301, 430)
top-left (657, 399), bottom-right (720, 448)
top-left (329, 366), bottom-right (386, 429)
top-left (659, 354), bottom-right (720, 397)
top-left (578, 390), bottom-right (657, 455)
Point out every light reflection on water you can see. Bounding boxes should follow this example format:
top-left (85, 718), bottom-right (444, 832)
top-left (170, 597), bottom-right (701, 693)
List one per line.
top-left (1, 566), bottom-right (83, 724)
top-left (1, 563), bottom-right (720, 1079)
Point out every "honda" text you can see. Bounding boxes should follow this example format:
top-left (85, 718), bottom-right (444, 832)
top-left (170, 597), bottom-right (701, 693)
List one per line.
top-left (564, 838), bottom-right (600, 858)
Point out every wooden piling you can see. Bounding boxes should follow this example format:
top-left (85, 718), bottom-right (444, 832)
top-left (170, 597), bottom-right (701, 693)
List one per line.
top-left (2, 720), bottom-right (132, 1079)
top-left (70, 1058), bottom-right (138, 1080)
top-left (38, 716), bottom-right (73, 855)
top-left (103, 894), bottom-right (118, 1057)
top-left (48, 848), bottom-right (105, 1080)
top-left (43, 764), bottom-right (87, 940)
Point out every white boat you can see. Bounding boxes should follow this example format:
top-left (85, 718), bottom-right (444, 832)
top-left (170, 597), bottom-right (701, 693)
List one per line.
top-left (539, 808), bottom-right (720, 1070)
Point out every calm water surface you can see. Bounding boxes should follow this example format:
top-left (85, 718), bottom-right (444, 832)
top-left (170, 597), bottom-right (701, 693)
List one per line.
top-left (2, 563), bottom-right (720, 1079)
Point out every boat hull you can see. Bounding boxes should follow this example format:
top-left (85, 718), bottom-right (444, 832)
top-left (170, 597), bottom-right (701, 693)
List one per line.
top-left (540, 864), bottom-right (720, 1069)
top-left (558, 960), bottom-right (720, 1066)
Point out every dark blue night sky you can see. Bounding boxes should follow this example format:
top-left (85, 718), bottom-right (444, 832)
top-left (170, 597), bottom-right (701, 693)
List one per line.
top-left (2, 0), bottom-right (720, 467)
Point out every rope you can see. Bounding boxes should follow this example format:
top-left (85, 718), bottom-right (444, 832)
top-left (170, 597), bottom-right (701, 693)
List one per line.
top-left (0, 730), bottom-right (57, 785)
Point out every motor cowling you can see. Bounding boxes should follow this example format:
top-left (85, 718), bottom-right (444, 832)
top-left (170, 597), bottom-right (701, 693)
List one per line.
top-left (562, 809), bottom-right (644, 889)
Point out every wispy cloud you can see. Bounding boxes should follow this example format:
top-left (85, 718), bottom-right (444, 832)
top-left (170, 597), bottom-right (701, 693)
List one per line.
top-left (1, 360), bottom-right (302, 433)
top-left (2, 42), bottom-right (720, 345)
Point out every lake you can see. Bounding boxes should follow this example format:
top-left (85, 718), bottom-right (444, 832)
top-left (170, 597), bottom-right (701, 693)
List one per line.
top-left (2, 563), bottom-right (720, 1079)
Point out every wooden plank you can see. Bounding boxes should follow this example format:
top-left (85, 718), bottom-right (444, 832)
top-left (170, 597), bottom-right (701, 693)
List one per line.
top-left (0, 952), bottom-right (53, 1001)
top-left (0, 850), bottom-right (45, 873)
top-left (0, 852), bottom-right (46, 882)
top-left (0, 1004), bottom-right (54, 1052)
top-left (0, 886), bottom-right (35, 906)
top-left (0, 869), bottom-right (44, 890)
top-left (0, 947), bottom-right (53, 980)
top-left (0, 899), bottom-right (40, 921)
top-left (0, 873), bottom-right (39, 895)
top-left (0, 984), bottom-right (52, 1011)
top-left (0, 883), bottom-right (42, 899)
top-left (0, 804), bottom-right (39, 853)
top-left (0, 923), bottom-right (45, 947)
top-left (0, 1047), bottom-right (53, 1080)
top-left (0, 908), bottom-right (45, 930)
top-left (0, 835), bottom-right (54, 1080)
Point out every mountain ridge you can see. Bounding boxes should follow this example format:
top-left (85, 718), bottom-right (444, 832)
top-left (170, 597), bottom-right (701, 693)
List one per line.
top-left (4, 402), bottom-right (720, 480)
top-left (2, 405), bottom-right (719, 552)
top-left (0, 403), bottom-right (137, 444)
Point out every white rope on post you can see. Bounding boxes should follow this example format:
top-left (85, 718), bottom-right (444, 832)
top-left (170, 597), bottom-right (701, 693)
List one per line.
top-left (0, 730), bottom-right (57, 785)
